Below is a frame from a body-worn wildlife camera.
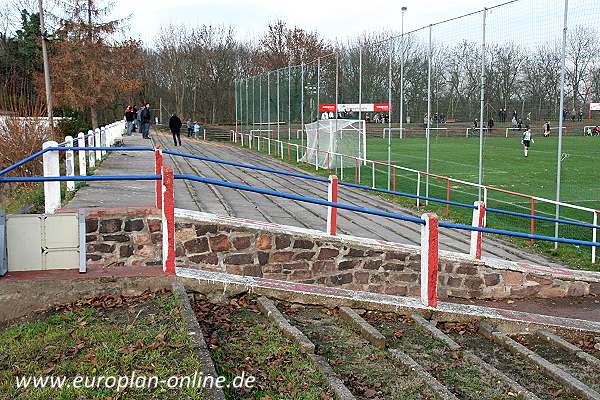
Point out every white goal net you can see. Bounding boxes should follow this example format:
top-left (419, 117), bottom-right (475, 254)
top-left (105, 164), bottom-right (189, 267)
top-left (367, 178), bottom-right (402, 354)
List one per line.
top-left (300, 119), bottom-right (366, 168)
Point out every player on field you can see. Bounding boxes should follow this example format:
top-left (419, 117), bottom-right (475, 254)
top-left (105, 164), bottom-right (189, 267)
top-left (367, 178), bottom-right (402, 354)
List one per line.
top-left (521, 127), bottom-right (533, 157)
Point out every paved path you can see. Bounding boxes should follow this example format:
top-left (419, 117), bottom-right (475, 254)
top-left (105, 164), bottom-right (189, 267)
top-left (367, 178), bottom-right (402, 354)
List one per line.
top-left (65, 130), bottom-right (564, 267)
top-left (152, 132), bottom-right (564, 268)
top-left (65, 135), bottom-right (156, 209)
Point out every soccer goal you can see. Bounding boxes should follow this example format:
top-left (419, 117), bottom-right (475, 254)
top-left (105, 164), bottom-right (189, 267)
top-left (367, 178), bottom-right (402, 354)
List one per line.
top-left (300, 119), bottom-right (366, 168)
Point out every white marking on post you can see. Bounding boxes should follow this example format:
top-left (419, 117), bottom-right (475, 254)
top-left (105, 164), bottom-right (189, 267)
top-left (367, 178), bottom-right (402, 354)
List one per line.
top-left (420, 213), bottom-right (439, 308)
top-left (42, 141), bottom-right (61, 214)
top-left (327, 175), bottom-right (338, 236)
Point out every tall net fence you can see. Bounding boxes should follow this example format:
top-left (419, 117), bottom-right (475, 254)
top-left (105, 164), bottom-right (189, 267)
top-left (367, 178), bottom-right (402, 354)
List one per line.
top-left (233, 0), bottom-right (600, 262)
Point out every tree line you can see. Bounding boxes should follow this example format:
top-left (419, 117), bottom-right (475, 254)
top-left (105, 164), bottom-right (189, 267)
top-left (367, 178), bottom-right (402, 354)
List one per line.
top-left (1, 0), bottom-right (599, 135)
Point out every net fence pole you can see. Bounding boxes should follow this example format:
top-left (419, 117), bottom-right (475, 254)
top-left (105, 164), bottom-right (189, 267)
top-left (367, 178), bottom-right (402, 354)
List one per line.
top-left (426, 24), bottom-right (432, 202)
top-left (277, 68), bottom-right (280, 141)
top-left (335, 52), bottom-right (339, 169)
top-left (400, 7), bottom-right (406, 141)
top-left (267, 71), bottom-right (271, 145)
top-left (235, 79), bottom-right (244, 136)
top-left (555, 0), bottom-right (569, 249)
top-left (288, 55), bottom-right (291, 140)
top-left (245, 79), bottom-right (249, 134)
top-left (317, 57), bottom-right (321, 162)
top-left (234, 79), bottom-right (238, 134)
top-left (387, 38), bottom-right (393, 190)
top-left (478, 8), bottom-right (487, 200)
top-left (252, 77), bottom-right (255, 128)
top-left (301, 62), bottom-right (305, 149)
top-left (259, 74), bottom-right (262, 146)
top-left (359, 47), bottom-right (363, 121)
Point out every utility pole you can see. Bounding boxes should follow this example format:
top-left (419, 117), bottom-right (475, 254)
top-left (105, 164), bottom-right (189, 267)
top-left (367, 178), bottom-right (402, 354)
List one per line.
top-left (38, 0), bottom-right (54, 134)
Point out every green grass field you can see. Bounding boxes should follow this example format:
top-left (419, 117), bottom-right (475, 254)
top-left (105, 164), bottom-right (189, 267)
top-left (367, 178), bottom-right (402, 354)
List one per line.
top-left (251, 132), bottom-right (600, 270)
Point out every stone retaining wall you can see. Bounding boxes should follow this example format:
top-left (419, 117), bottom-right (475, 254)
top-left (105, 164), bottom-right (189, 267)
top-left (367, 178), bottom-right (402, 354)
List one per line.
top-left (84, 208), bottom-right (162, 268)
top-left (80, 207), bottom-right (600, 300)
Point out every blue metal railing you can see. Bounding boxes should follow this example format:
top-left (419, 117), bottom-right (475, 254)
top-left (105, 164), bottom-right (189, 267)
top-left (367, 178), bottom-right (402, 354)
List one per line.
top-left (0, 171), bottom-right (599, 248)
top-left (1, 143), bottom-right (599, 240)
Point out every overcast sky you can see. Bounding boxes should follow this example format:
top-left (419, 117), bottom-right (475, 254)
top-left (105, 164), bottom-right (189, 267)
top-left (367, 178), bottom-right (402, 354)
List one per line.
top-left (110, 0), bottom-right (506, 46)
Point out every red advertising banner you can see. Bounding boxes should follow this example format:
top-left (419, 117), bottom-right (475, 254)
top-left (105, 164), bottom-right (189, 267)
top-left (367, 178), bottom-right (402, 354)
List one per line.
top-left (319, 104), bottom-right (337, 112)
top-left (374, 103), bottom-right (391, 112)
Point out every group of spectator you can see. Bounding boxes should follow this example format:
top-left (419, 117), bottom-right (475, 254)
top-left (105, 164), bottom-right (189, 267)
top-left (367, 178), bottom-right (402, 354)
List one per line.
top-left (124, 103), bottom-right (153, 139)
top-left (124, 104), bottom-right (205, 146)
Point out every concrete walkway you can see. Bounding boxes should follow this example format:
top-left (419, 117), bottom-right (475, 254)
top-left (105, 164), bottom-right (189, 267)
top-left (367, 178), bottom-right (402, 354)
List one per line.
top-left (65, 130), bottom-right (565, 268)
top-left (65, 134), bottom-right (156, 209)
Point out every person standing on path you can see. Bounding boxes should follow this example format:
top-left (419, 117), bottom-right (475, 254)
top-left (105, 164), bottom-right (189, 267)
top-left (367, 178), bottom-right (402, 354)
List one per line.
top-left (140, 103), bottom-right (152, 139)
top-left (169, 114), bottom-right (183, 146)
top-left (124, 106), bottom-right (135, 136)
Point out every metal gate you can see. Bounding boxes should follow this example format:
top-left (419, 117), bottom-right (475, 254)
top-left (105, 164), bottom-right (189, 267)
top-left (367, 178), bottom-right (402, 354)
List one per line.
top-left (3, 211), bottom-right (85, 273)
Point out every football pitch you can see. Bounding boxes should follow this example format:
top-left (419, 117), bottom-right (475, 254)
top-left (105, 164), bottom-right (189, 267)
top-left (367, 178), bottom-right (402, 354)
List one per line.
top-left (366, 135), bottom-right (599, 210)
top-left (356, 135), bottom-right (600, 246)
top-left (277, 133), bottom-right (599, 252)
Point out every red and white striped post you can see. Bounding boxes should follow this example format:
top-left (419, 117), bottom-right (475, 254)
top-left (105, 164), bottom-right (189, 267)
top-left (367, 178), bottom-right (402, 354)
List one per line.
top-left (470, 201), bottom-right (486, 259)
top-left (155, 146), bottom-right (163, 209)
top-left (420, 213), bottom-right (439, 308)
top-left (162, 165), bottom-right (175, 275)
top-left (327, 175), bottom-right (338, 236)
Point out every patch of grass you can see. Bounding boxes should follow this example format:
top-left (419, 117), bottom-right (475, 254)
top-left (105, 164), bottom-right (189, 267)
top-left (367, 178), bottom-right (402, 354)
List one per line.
top-left (194, 296), bottom-right (330, 399)
top-left (0, 291), bottom-right (204, 400)
top-left (0, 184), bottom-right (45, 213)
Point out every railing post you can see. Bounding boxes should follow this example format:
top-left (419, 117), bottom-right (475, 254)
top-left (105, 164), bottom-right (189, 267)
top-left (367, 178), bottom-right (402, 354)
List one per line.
top-left (162, 165), bottom-right (175, 275)
top-left (65, 135), bottom-right (75, 191)
top-left (155, 147), bottom-right (163, 209)
top-left (327, 175), bottom-right (338, 236)
top-left (530, 198), bottom-right (535, 244)
top-left (87, 130), bottom-right (96, 169)
top-left (470, 201), bottom-right (486, 259)
top-left (100, 127), bottom-right (107, 157)
top-left (43, 141), bottom-right (61, 214)
top-left (95, 128), bottom-right (102, 161)
top-left (592, 211), bottom-right (597, 264)
top-left (77, 132), bottom-right (87, 176)
top-left (483, 187), bottom-right (488, 227)
top-left (416, 172), bottom-right (421, 207)
top-left (446, 178), bottom-right (450, 217)
top-left (420, 213), bottom-right (438, 308)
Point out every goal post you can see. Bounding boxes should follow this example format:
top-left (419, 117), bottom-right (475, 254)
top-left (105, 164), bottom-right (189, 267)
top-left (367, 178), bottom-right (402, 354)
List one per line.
top-left (300, 119), bottom-right (366, 168)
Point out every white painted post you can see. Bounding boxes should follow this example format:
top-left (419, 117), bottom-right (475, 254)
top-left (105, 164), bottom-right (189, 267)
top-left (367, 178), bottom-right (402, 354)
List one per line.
top-left (327, 175), bottom-right (338, 236)
top-left (100, 127), bottom-right (107, 157)
top-left (87, 130), bottom-right (95, 169)
top-left (65, 136), bottom-right (75, 191)
top-left (77, 132), bottom-right (87, 176)
top-left (470, 201), bottom-right (486, 259)
top-left (420, 213), bottom-right (439, 308)
top-left (94, 128), bottom-right (102, 161)
top-left (43, 141), bottom-right (61, 214)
